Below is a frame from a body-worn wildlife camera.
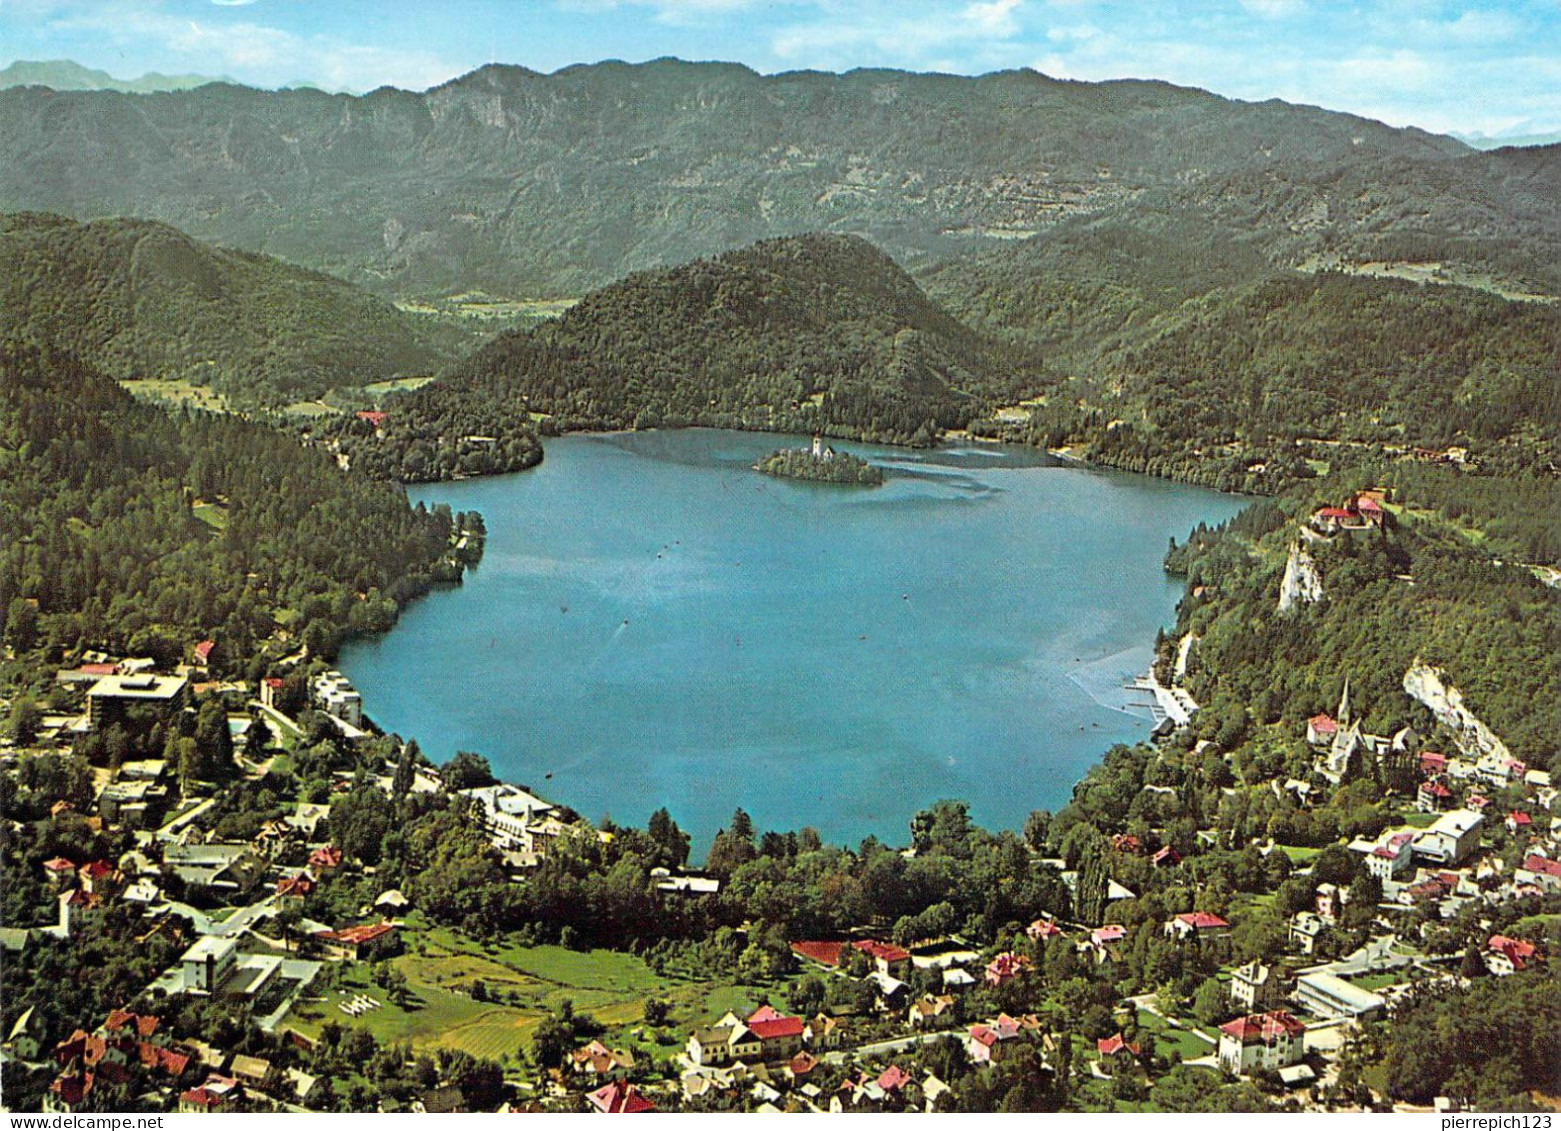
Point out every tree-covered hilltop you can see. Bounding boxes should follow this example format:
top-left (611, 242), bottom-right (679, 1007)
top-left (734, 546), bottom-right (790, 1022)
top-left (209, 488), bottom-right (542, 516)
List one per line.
top-left (1157, 493), bottom-right (1561, 772)
top-left (0, 342), bottom-right (476, 672)
top-left (756, 446), bottom-right (884, 485)
top-left (0, 213), bottom-right (461, 405)
top-left (438, 233), bottom-right (1042, 448)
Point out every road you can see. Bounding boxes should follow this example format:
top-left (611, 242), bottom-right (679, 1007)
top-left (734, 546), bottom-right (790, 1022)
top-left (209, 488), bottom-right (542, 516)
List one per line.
top-left (823, 1027), bottom-right (965, 1064)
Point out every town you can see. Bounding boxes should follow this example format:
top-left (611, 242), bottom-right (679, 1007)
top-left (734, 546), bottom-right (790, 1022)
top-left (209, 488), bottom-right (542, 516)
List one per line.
top-left (3, 484), bottom-right (1556, 1114)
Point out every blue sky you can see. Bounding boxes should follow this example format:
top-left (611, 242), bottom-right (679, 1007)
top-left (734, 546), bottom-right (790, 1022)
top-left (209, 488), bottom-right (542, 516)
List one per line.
top-left (2, 0), bottom-right (1557, 137)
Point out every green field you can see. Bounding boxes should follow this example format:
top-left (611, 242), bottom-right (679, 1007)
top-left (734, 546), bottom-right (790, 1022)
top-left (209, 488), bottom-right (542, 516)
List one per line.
top-left (362, 376), bottom-right (436, 396)
top-left (1276, 844), bottom-right (1323, 863)
top-left (192, 502), bottom-right (228, 532)
top-left (282, 923), bottom-right (773, 1065)
top-left (1135, 1010), bottom-right (1217, 1061)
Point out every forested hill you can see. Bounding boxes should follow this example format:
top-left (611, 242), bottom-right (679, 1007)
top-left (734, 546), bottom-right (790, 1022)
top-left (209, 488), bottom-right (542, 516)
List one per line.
top-left (4, 58), bottom-right (1534, 298)
top-left (0, 342), bottom-right (470, 667)
top-left (433, 232), bottom-right (1039, 447)
top-left (0, 213), bottom-right (457, 404)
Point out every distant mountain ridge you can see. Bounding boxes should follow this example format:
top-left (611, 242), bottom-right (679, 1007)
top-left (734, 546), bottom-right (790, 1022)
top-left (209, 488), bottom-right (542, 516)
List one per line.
top-left (10, 57), bottom-right (1552, 299)
top-left (0, 59), bottom-right (228, 94)
top-left (0, 212), bottom-right (457, 404)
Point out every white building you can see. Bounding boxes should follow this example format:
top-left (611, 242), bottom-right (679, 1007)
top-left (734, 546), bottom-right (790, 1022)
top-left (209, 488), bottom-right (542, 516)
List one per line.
top-left (182, 936), bottom-right (239, 993)
top-left (1217, 1012), bottom-right (1305, 1076)
top-left (310, 671), bottom-right (362, 727)
top-left (459, 784), bottom-right (557, 849)
top-left (1230, 960), bottom-right (1286, 1012)
top-left (1415, 809), bottom-right (1484, 866)
top-left (1293, 971), bottom-right (1385, 1021)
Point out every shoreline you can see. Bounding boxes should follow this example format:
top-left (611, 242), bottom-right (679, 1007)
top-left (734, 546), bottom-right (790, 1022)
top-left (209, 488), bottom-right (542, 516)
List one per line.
top-left (349, 426), bottom-right (1226, 852)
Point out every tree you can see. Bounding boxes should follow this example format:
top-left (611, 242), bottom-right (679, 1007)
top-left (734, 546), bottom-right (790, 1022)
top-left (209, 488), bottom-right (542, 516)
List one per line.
top-left (1023, 809), bottom-right (1052, 852)
top-left (1073, 834), bottom-right (1111, 926)
top-left (7, 697), bottom-right (42, 745)
top-left (392, 739), bottom-right (418, 798)
top-left (1192, 977), bottom-right (1230, 1027)
top-left (642, 998), bottom-right (671, 1027)
top-left (441, 750), bottom-right (495, 791)
top-left (646, 807), bottom-right (691, 869)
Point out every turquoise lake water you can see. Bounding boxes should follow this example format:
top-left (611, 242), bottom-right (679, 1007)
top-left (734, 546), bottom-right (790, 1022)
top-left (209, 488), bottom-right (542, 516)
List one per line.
top-left (339, 429), bottom-right (1246, 851)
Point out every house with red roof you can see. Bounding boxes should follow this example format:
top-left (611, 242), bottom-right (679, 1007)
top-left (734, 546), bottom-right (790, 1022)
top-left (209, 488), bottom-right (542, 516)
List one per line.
top-left (179, 1074), bottom-right (242, 1113)
top-left (587, 1079), bottom-right (655, 1113)
top-left (852, 939), bottom-right (912, 977)
top-left (1486, 934), bottom-right (1541, 977)
top-left (79, 859), bottom-right (121, 896)
top-left (1217, 1011), bottom-right (1305, 1075)
top-left (355, 410), bottom-right (389, 429)
top-left (785, 1050), bottom-right (820, 1081)
top-left (1110, 833), bottom-right (1145, 856)
top-left (309, 844), bottom-right (343, 870)
top-left (1506, 811), bottom-right (1533, 835)
top-left (984, 952), bottom-right (1029, 986)
top-left (1516, 853), bottom-right (1561, 891)
top-left (965, 1023), bottom-right (1009, 1065)
top-left (1420, 751), bottom-right (1447, 775)
top-left (1026, 917), bottom-right (1063, 941)
top-left (44, 1070), bottom-right (97, 1113)
top-left (568, 1040), bottom-right (636, 1080)
top-left (43, 857), bottom-right (76, 885)
top-left (312, 921), bottom-right (398, 961)
top-left (746, 1012), bottom-right (806, 1059)
top-left (1084, 924), bottom-right (1128, 965)
top-left (1306, 714), bottom-right (1338, 746)
top-left (1152, 845), bottom-right (1181, 868)
top-left (877, 1064), bottom-right (912, 1093)
top-left (275, 872), bottom-right (314, 900)
top-left (1096, 1033), bottom-right (1141, 1074)
top-left (1164, 911), bottom-right (1230, 941)
top-left (1417, 779), bottom-right (1454, 813)
top-left (192, 641), bottom-right (215, 666)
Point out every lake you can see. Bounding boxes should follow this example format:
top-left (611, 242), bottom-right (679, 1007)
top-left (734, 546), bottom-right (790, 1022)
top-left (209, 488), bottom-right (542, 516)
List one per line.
top-left (339, 429), bottom-right (1246, 851)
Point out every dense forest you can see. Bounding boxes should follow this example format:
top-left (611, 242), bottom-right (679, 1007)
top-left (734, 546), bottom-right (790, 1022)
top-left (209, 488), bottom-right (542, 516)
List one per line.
top-left (0, 342), bottom-right (471, 673)
top-left (0, 213), bottom-right (459, 405)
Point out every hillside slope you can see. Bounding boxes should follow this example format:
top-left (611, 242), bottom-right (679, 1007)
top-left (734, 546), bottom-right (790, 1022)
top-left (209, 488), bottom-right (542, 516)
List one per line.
top-left (331, 232), bottom-right (1036, 478)
top-left (0, 213), bottom-right (457, 404)
top-left (0, 59), bottom-right (1518, 297)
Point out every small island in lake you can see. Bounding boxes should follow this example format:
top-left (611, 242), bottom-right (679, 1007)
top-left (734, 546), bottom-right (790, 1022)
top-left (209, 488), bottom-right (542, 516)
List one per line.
top-left (755, 435), bottom-right (885, 486)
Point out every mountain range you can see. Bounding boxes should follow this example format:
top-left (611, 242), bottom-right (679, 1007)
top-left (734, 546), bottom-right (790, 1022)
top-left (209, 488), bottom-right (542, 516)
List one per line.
top-left (0, 59), bottom-right (229, 94)
top-left (3, 59), bottom-right (1557, 299)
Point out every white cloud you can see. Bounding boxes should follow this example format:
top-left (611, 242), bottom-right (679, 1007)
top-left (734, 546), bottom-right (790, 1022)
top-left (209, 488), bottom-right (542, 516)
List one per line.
top-left (43, 1), bottom-right (462, 91)
top-left (965, 0), bottom-right (1024, 37)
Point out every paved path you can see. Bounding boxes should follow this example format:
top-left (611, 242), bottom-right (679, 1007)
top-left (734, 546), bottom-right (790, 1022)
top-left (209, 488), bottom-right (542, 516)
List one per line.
top-left (823, 1028), bottom-right (964, 1064)
top-left (156, 796), bottom-right (217, 840)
